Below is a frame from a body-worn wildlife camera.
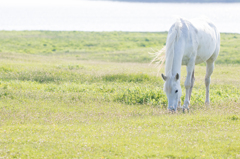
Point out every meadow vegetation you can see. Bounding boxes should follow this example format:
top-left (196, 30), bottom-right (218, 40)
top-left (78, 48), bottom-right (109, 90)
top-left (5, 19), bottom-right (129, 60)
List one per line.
top-left (0, 31), bottom-right (240, 158)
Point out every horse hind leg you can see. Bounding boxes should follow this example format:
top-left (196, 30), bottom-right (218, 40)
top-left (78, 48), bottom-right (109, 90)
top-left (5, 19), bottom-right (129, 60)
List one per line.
top-left (205, 44), bottom-right (219, 106)
top-left (205, 60), bottom-right (214, 105)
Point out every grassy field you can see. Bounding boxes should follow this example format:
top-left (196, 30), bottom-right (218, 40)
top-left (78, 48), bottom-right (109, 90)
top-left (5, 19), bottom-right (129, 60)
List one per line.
top-left (0, 31), bottom-right (240, 158)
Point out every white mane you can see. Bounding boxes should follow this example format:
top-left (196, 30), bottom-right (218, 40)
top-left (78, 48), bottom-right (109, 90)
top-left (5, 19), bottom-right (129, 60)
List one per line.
top-left (164, 18), bottom-right (182, 76)
top-left (151, 18), bottom-right (183, 76)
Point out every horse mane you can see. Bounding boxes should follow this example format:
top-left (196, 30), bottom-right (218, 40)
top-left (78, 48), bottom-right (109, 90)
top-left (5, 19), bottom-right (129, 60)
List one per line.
top-left (151, 18), bottom-right (183, 76)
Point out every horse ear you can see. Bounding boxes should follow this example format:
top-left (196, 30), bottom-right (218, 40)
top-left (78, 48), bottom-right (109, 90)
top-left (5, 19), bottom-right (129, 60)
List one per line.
top-left (175, 73), bottom-right (179, 80)
top-left (161, 74), bottom-right (167, 81)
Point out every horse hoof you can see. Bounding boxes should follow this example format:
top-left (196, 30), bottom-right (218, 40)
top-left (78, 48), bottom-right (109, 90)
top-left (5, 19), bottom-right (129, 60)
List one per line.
top-left (183, 108), bottom-right (189, 113)
top-left (168, 109), bottom-right (177, 113)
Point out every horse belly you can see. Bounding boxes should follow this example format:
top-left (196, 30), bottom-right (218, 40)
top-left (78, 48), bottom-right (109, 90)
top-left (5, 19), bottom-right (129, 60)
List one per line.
top-left (181, 40), bottom-right (216, 65)
top-left (195, 37), bottom-right (217, 64)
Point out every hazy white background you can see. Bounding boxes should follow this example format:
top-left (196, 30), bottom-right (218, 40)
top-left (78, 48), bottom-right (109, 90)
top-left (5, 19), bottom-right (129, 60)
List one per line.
top-left (0, 0), bottom-right (239, 32)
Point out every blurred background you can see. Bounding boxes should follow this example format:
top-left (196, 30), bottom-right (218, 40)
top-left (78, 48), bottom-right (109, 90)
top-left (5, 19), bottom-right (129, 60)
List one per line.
top-left (1, 0), bottom-right (240, 33)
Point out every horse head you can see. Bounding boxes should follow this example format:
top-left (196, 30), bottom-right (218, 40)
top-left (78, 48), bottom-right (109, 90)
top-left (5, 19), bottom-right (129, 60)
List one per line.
top-left (162, 73), bottom-right (182, 112)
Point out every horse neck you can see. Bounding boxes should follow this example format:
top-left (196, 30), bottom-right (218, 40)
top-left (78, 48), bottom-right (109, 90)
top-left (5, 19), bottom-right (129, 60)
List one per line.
top-left (166, 38), bottom-right (185, 78)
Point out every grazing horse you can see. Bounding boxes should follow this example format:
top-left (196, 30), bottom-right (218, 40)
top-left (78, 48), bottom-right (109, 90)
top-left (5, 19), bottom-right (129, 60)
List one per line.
top-left (153, 17), bottom-right (220, 112)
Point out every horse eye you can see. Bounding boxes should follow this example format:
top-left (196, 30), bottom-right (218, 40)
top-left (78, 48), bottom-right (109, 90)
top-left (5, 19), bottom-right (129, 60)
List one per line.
top-left (175, 90), bottom-right (178, 93)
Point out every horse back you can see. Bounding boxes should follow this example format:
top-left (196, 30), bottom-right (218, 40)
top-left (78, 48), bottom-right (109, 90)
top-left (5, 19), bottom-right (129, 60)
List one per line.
top-left (183, 18), bottom-right (220, 64)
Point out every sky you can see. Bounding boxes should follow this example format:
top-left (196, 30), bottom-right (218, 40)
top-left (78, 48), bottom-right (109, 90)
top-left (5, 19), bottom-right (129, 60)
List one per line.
top-left (1, 0), bottom-right (240, 32)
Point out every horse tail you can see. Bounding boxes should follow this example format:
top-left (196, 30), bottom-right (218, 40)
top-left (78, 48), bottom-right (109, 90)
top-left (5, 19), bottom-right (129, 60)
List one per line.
top-left (151, 18), bottom-right (182, 76)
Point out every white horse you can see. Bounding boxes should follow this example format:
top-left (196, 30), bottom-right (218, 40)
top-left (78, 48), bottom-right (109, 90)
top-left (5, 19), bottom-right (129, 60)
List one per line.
top-left (153, 17), bottom-right (220, 112)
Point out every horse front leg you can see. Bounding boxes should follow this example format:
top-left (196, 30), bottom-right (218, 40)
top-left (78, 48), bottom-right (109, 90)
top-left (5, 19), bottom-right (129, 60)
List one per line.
top-left (189, 70), bottom-right (195, 100)
top-left (183, 61), bottom-right (195, 111)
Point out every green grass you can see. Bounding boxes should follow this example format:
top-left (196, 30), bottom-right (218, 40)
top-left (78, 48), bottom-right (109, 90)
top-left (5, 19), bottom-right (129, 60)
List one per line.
top-left (0, 31), bottom-right (167, 63)
top-left (1, 31), bottom-right (239, 64)
top-left (0, 31), bottom-right (240, 158)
